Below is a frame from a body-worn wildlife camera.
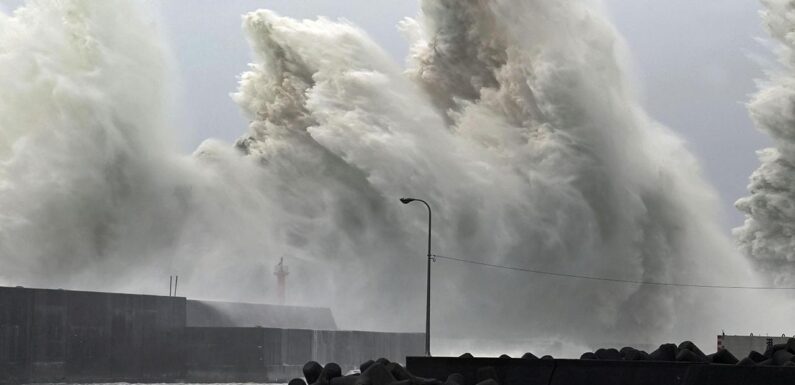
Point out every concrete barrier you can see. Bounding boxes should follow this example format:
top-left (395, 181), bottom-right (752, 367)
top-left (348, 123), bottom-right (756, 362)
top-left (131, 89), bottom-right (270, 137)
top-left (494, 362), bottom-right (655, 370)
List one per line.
top-left (0, 286), bottom-right (185, 383)
top-left (406, 357), bottom-right (554, 385)
top-left (406, 357), bottom-right (795, 385)
top-left (186, 300), bottom-right (337, 330)
top-left (0, 286), bottom-right (423, 384)
top-left (185, 327), bottom-right (424, 382)
top-left (548, 359), bottom-right (694, 385)
top-left (681, 364), bottom-right (795, 385)
top-left (0, 287), bottom-right (33, 383)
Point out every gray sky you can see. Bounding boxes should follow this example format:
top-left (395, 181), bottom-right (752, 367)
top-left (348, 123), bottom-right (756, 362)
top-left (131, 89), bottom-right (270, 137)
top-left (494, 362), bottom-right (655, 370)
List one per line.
top-left (1, 0), bottom-right (774, 233)
top-left (603, 0), bottom-right (772, 230)
top-left (155, 0), bottom-right (419, 151)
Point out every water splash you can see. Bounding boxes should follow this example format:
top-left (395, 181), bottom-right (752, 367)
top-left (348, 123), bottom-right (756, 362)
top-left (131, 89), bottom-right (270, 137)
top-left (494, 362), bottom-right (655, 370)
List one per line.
top-left (736, 0), bottom-right (795, 288)
top-left (0, 0), bottom-right (777, 353)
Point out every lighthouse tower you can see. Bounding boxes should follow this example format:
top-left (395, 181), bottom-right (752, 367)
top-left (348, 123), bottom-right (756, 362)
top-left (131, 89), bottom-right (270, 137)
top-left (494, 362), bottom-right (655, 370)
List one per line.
top-left (274, 257), bottom-right (289, 305)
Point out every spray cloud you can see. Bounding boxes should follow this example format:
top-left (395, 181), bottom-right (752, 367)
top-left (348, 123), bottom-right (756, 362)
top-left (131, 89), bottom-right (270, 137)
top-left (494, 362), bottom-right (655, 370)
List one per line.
top-left (0, 0), bottom-right (779, 355)
top-left (735, 0), bottom-right (795, 289)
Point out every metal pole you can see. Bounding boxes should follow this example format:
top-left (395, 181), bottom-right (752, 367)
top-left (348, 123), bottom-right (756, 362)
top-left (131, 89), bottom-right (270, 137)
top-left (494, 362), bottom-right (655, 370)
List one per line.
top-left (400, 197), bottom-right (433, 357)
top-left (423, 200), bottom-right (432, 357)
top-left (174, 275), bottom-right (178, 297)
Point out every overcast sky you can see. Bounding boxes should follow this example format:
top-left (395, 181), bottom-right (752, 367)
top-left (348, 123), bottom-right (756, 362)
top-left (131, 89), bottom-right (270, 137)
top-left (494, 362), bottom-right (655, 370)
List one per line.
top-left (2, 0), bottom-right (775, 233)
top-left (603, 0), bottom-right (772, 230)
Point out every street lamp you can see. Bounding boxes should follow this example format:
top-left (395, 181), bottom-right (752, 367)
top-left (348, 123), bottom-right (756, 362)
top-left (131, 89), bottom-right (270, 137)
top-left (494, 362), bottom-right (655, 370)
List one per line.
top-left (400, 197), bottom-right (432, 357)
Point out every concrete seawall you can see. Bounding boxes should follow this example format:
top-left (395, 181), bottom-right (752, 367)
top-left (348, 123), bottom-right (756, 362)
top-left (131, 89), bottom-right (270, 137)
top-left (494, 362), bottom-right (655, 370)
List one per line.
top-left (0, 286), bottom-right (424, 383)
top-left (406, 357), bottom-right (795, 385)
top-left (185, 327), bottom-right (424, 382)
top-left (0, 286), bottom-right (185, 383)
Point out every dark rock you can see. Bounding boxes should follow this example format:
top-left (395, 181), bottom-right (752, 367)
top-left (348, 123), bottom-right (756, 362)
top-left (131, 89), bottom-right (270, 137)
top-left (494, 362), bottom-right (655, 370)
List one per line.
top-left (360, 360), bottom-right (375, 373)
top-left (475, 380), bottom-right (498, 385)
top-left (375, 357), bottom-right (391, 366)
top-left (289, 378), bottom-right (307, 385)
top-left (541, 355), bottom-right (554, 360)
top-left (445, 373), bottom-right (465, 385)
top-left (784, 361), bottom-right (795, 367)
top-left (595, 348), bottom-right (621, 361)
top-left (749, 350), bottom-right (766, 363)
top-left (498, 354), bottom-right (511, 359)
top-left (459, 353), bottom-right (474, 359)
top-left (773, 349), bottom-right (795, 366)
top-left (476, 366), bottom-right (499, 383)
top-left (303, 361), bottom-right (323, 384)
top-left (580, 352), bottom-right (596, 360)
top-left (386, 362), bottom-right (412, 381)
top-left (763, 347), bottom-right (773, 358)
top-left (675, 349), bottom-right (704, 363)
top-left (758, 358), bottom-right (775, 366)
top-left (619, 347), bottom-right (636, 358)
top-left (319, 363), bottom-right (342, 383)
top-left (329, 376), bottom-right (358, 385)
top-left (677, 341), bottom-right (707, 360)
top-left (736, 357), bottom-right (756, 366)
top-left (649, 344), bottom-right (677, 362)
top-left (708, 349), bottom-right (738, 365)
top-left (764, 343), bottom-right (787, 358)
top-left (787, 338), bottom-right (795, 354)
top-left (359, 363), bottom-right (396, 385)
top-left (592, 348), bottom-right (606, 359)
top-left (623, 349), bottom-right (648, 361)
top-left (414, 377), bottom-right (443, 385)
top-left (521, 352), bottom-right (538, 360)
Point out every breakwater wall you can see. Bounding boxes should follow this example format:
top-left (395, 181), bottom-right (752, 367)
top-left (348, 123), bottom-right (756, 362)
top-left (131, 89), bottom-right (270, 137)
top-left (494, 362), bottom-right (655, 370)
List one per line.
top-left (0, 286), bottom-right (185, 383)
top-left (185, 327), bottom-right (424, 381)
top-left (0, 286), bottom-right (424, 383)
top-left (405, 357), bottom-right (795, 385)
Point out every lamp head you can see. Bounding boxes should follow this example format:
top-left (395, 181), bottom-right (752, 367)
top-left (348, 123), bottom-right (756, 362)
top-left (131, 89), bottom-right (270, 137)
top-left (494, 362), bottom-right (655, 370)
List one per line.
top-left (400, 197), bottom-right (416, 204)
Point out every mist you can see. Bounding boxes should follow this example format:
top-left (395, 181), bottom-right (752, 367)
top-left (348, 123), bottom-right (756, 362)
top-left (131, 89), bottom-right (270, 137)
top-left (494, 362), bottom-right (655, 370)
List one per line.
top-left (0, 0), bottom-right (789, 356)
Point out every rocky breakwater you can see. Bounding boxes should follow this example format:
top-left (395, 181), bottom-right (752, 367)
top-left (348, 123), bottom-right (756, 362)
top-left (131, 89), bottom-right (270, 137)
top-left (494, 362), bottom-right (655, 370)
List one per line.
top-left (579, 339), bottom-right (795, 367)
top-left (289, 339), bottom-right (795, 385)
top-left (289, 357), bottom-right (480, 385)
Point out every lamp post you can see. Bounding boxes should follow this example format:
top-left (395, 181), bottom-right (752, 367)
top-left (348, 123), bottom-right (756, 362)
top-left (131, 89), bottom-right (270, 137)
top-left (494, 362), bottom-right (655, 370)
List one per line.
top-left (399, 197), bottom-right (432, 357)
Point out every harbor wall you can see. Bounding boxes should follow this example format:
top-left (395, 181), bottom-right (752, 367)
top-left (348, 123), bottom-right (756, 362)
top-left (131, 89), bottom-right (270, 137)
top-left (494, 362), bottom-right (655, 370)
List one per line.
top-left (405, 357), bottom-right (795, 385)
top-left (0, 286), bottom-right (424, 383)
top-left (718, 334), bottom-right (792, 356)
top-left (184, 327), bottom-right (424, 382)
top-left (0, 286), bottom-right (185, 383)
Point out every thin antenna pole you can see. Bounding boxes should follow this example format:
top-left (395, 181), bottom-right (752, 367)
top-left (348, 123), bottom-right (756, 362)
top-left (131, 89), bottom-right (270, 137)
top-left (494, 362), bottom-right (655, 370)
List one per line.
top-left (169, 276), bottom-right (173, 297)
top-left (274, 258), bottom-right (289, 305)
top-left (174, 275), bottom-right (178, 297)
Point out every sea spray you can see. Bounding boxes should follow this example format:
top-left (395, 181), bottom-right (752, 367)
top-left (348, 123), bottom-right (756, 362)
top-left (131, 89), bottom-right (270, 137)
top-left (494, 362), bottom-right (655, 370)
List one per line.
top-left (736, 0), bottom-right (795, 288)
top-left (224, 0), bottom-right (765, 347)
top-left (0, 0), bottom-right (779, 354)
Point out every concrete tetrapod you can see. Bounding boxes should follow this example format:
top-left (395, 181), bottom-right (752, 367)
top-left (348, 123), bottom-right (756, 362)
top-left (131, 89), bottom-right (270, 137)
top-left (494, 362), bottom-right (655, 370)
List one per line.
top-left (304, 361), bottom-right (324, 384)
